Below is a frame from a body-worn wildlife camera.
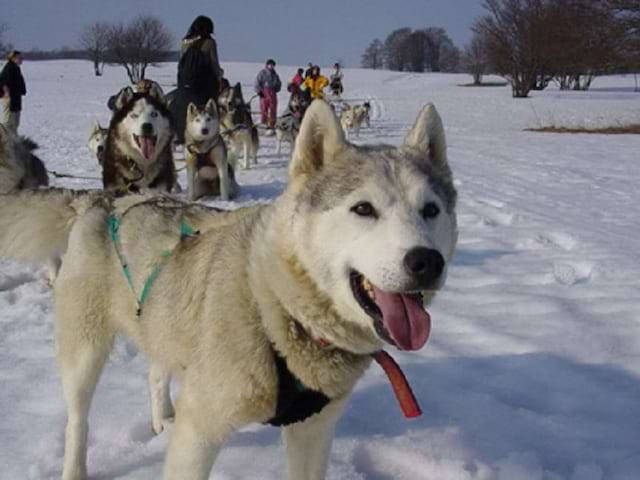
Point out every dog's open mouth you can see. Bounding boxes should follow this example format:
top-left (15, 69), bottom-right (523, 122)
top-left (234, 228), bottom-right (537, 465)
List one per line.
top-left (350, 271), bottom-right (430, 351)
top-left (134, 134), bottom-right (158, 161)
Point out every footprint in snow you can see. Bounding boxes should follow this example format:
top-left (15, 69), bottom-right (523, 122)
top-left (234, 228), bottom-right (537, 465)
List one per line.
top-left (553, 261), bottom-right (593, 285)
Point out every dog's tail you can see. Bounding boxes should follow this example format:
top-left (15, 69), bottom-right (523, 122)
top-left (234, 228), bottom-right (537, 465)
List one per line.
top-left (0, 188), bottom-right (85, 264)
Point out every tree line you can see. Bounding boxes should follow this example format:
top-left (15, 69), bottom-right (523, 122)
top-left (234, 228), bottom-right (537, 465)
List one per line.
top-left (362, 0), bottom-right (640, 97)
top-left (361, 27), bottom-right (461, 73)
top-left (0, 16), bottom-right (174, 84)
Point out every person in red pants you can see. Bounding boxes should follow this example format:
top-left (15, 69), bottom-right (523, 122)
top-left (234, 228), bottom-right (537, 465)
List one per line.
top-left (254, 59), bottom-right (282, 133)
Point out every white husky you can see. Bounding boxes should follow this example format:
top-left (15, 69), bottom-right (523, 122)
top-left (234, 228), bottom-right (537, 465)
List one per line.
top-left (185, 99), bottom-right (239, 201)
top-left (0, 100), bottom-right (457, 480)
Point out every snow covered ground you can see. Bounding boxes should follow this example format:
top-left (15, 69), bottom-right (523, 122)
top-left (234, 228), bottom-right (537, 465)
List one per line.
top-left (1, 60), bottom-right (640, 479)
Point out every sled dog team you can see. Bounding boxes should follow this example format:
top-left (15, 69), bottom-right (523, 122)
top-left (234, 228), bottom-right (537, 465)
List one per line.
top-left (0, 73), bottom-right (458, 479)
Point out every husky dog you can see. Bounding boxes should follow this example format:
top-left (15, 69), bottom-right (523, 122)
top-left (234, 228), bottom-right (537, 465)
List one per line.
top-left (218, 82), bottom-right (259, 169)
top-left (102, 87), bottom-right (176, 193)
top-left (340, 101), bottom-right (370, 138)
top-left (0, 124), bottom-right (49, 194)
top-left (88, 121), bottom-right (108, 165)
top-left (0, 100), bottom-right (457, 480)
top-left (185, 99), bottom-right (239, 201)
top-left (274, 89), bottom-right (312, 154)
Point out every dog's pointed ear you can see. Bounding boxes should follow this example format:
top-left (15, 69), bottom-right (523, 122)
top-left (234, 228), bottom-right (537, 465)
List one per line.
top-left (289, 99), bottom-right (347, 180)
top-left (93, 120), bottom-right (102, 132)
top-left (402, 103), bottom-right (448, 169)
top-left (148, 82), bottom-right (165, 104)
top-left (115, 87), bottom-right (135, 111)
top-left (187, 102), bottom-right (198, 118)
top-left (205, 98), bottom-right (217, 116)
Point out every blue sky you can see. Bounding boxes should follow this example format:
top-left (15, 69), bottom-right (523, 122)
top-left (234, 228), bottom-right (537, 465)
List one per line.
top-left (2, 0), bottom-right (486, 67)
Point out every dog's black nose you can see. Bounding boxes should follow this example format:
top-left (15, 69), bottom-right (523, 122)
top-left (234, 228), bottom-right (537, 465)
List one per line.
top-left (404, 247), bottom-right (444, 281)
top-left (141, 122), bottom-right (153, 135)
top-left (202, 128), bottom-right (209, 135)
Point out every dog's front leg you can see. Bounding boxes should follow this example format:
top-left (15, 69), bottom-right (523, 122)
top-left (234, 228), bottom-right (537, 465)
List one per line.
top-left (283, 395), bottom-right (349, 480)
top-left (163, 405), bottom-right (225, 480)
top-left (149, 363), bottom-right (174, 434)
top-left (243, 141), bottom-right (250, 169)
top-left (214, 153), bottom-right (231, 201)
top-left (186, 160), bottom-right (198, 202)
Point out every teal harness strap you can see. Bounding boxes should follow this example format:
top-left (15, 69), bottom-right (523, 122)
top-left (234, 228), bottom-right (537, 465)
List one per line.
top-left (108, 215), bottom-right (199, 317)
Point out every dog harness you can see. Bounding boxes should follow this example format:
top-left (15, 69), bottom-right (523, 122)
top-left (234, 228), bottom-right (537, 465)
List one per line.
top-left (267, 349), bottom-right (331, 427)
top-left (107, 205), bottom-right (199, 316)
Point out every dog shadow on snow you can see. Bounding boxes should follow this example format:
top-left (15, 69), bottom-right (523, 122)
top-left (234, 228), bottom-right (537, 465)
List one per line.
top-left (339, 353), bottom-right (640, 479)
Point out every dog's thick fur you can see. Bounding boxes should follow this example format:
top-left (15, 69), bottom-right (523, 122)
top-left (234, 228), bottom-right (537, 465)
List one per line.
top-left (88, 121), bottom-right (108, 166)
top-left (0, 124), bottom-right (49, 194)
top-left (218, 82), bottom-right (259, 169)
top-left (102, 87), bottom-right (176, 193)
top-left (185, 99), bottom-right (239, 201)
top-left (0, 100), bottom-right (457, 480)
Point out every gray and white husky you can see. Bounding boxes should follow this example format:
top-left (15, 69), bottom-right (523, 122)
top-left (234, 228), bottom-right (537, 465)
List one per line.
top-left (0, 124), bottom-right (49, 194)
top-left (88, 121), bottom-right (108, 165)
top-left (0, 100), bottom-right (457, 480)
top-left (185, 99), bottom-right (238, 201)
top-left (218, 82), bottom-right (259, 169)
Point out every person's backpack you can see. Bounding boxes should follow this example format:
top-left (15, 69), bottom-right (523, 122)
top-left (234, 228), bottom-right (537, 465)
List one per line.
top-left (177, 39), bottom-right (213, 92)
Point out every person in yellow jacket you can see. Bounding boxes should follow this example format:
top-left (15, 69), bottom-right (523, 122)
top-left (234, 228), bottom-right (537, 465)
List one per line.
top-left (301, 65), bottom-right (329, 99)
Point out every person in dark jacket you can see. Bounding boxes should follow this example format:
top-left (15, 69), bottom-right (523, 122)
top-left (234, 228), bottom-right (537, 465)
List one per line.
top-left (254, 59), bottom-right (282, 130)
top-left (169, 15), bottom-right (223, 144)
top-left (0, 51), bottom-right (27, 133)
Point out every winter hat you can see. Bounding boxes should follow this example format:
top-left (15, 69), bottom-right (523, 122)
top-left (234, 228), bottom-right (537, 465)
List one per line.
top-left (266, 59), bottom-right (276, 67)
top-left (7, 50), bottom-right (21, 61)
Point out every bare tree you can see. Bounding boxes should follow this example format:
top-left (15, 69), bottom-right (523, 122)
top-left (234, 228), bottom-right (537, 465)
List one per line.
top-left (384, 28), bottom-right (412, 71)
top-left (79, 22), bottom-right (110, 76)
top-left (608, 0), bottom-right (640, 89)
top-left (107, 15), bottom-right (173, 84)
top-left (361, 39), bottom-right (385, 69)
top-left (0, 23), bottom-right (9, 56)
top-left (474, 0), bottom-right (553, 98)
top-left (422, 28), bottom-right (457, 72)
top-left (463, 32), bottom-right (489, 85)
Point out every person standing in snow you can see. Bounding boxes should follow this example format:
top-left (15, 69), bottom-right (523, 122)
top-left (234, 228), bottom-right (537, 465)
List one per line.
top-left (254, 59), bottom-right (282, 131)
top-left (329, 62), bottom-right (344, 97)
top-left (301, 65), bottom-right (329, 100)
top-left (0, 50), bottom-right (27, 134)
top-left (169, 15), bottom-right (223, 144)
top-left (287, 68), bottom-right (305, 93)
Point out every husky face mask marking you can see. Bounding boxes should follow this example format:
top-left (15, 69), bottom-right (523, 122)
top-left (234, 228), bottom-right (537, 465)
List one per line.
top-left (113, 88), bottom-right (172, 164)
top-left (186, 99), bottom-right (220, 143)
top-left (288, 101), bottom-right (458, 353)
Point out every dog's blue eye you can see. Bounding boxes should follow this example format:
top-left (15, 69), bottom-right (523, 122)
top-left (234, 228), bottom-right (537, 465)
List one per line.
top-left (351, 202), bottom-right (377, 218)
top-left (130, 113), bottom-right (138, 119)
top-left (150, 112), bottom-right (158, 118)
top-left (422, 202), bottom-right (440, 219)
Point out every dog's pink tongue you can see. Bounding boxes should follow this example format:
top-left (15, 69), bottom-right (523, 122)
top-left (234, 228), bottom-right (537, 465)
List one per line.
top-left (372, 286), bottom-right (430, 350)
top-left (140, 137), bottom-right (156, 161)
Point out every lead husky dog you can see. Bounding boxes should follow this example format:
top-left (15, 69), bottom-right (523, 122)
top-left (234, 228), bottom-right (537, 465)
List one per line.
top-left (0, 100), bottom-right (457, 480)
top-left (185, 99), bottom-right (239, 201)
top-left (218, 82), bottom-right (259, 169)
top-left (102, 86), bottom-right (176, 193)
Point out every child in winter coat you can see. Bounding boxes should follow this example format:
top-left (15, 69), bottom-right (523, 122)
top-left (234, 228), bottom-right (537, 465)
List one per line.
top-left (254, 59), bottom-right (282, 129)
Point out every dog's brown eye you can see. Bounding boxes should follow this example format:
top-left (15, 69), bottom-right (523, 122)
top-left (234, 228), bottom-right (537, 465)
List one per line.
top-left (422, 202), bottom-right (440, 219)
top-left (351, 202), bottom-right (377, 218)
